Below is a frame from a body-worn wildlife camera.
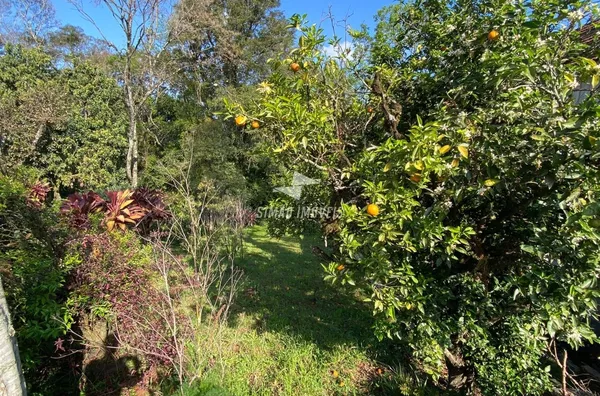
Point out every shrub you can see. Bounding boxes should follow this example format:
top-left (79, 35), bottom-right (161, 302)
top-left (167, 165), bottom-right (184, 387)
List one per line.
top-left (0, 171), bottom-right (71, 380)
top-left (232, 2), bottom-right (600, 393)
top-left (59, 180), bottom-right (242, 389)
top-left (63, 231), bottom-right (182, 367)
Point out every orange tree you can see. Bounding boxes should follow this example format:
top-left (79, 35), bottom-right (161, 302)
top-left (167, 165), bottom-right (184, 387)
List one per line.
top-left (227, 1), bottom-right (600, 393)
top-left (224, 14), bottom-right (380, 235)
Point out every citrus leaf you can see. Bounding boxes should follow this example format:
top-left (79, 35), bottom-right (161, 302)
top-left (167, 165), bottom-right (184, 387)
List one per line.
top-left (581, 57), bottom-right (598, 68)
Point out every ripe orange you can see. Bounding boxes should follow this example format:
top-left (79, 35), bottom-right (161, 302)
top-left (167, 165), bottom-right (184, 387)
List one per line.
top-left (336, 264), bottom-right (345, 271)
top-left (410, 174), bottom-right (421, 183)
top-left (367, 106), bottom-right (374, 113)
top-left (488, 29), bottom-right (499, 41)
top-left (235, 115), bottom-right (247, 126)
top-left (366, 203), bottom-right (379, 217)
top-left (251, 120), bottom-right (260, 129)
top-left (290, 62), bottom-right (300, 72)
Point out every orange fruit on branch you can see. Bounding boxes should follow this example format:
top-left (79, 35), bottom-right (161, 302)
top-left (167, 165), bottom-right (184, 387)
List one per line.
top-left (235, 115), bottom-right (247, 126)
top-left (366, 203), bottom-right (380, 217)
top-left (488, 30), bottom-right (499, 41)
top-left (290, 62), bottom-right (300, 72)
top-left (251, 120), bottom-right (260, 129)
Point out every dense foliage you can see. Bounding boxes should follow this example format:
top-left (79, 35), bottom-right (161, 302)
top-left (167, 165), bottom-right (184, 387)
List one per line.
top-left (0, 171), bottom-right (71, 389)
top-left (2, 0), bottom-right (600, 393)
top-left (232, 1), bottom-right (600, 394)
top-left (0, 45), bottom-right (127, 191)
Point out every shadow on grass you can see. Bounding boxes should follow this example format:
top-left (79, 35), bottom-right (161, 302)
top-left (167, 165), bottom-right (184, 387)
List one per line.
top-left (230, 225), bottom-right (397, 361)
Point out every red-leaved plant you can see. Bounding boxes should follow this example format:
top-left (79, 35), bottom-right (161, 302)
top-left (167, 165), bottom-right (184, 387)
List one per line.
top-left (27, 181), bottom-right (51, 209)
top-left (104, 190), bottom-right (147, 231)
top-left (68, 232), bottom-right (184, 368)
top-left (61, 188), bottom-right (169, 232)
top-left (60, 191), bottom-right (105, 229)
top-left (131, 188), bottom-right (170, 233)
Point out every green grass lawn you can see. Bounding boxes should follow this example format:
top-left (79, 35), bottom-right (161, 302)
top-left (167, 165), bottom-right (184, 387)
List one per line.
top-left (183, 225), bottom-right (434, 395)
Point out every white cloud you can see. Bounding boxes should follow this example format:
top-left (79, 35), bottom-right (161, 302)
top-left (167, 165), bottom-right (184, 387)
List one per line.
top-left (323, 41), bottom-right (354, 59)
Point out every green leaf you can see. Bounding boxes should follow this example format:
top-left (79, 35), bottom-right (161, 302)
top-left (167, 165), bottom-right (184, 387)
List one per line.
top-left (522, 20), bottom-right (540, 28)
top-left (523, 67), bottom-right (535, 83)
top-left (581, 57), bottom-right (598, 68)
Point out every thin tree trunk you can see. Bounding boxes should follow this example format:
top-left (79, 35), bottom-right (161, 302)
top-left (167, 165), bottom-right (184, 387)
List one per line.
top-left (132, 120), bottom-right (138, 188)
top-left (32, 123), bottom-right (46, 148)
top-left (0, 280), bottom-right (26, 396)
top-left (125, 69), bottom-right (137, 187)
top-left (126, 106), bottom-right (135, 185)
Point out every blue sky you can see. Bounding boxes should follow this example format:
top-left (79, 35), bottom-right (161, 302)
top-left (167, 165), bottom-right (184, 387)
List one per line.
top-left (52, 0), bottom-right (392, 47)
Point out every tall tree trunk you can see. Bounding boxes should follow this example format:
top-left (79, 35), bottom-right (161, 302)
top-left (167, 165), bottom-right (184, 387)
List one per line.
top-left (0, 280), bottom-right (26, 396)
top-left (125, 69), bottom-right (137, 187)
top-left (131, 120), bottom-right (138, 188)
top-left (126, 105), bottom-right (137, 187)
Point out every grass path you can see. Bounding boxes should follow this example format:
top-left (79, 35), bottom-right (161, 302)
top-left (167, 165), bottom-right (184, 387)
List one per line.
top-left (185, 225), bottom-right (423, 395)
top-left (234, 226), bottom-right (375, 351)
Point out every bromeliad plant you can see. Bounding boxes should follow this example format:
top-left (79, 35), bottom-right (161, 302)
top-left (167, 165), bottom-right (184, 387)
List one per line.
top-left (60, 188), bottom-right (169, 232)
top-left (132, 188), bottom-right (171, 232)
top-left (105, 189), bottom-right (147, 231)
top-left (60, 191), bottom-right (105, 229)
